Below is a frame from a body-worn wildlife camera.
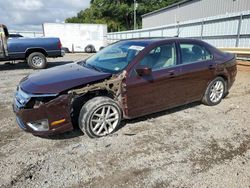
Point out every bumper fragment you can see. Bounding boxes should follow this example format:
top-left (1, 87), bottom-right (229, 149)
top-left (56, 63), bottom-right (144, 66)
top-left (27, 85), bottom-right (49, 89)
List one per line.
top-left (61, 49), bottom-right (65, 57)
top-left (13, 95), bottom-right (74, 136)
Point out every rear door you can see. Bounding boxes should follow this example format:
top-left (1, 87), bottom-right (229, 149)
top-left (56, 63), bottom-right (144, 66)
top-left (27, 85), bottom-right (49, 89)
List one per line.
top-left (178, 42), bottom-right (215, 102)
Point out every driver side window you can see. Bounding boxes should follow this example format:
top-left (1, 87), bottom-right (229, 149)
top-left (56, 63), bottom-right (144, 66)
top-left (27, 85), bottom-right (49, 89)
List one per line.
top-left (139, 43), bottom-right (177, 71)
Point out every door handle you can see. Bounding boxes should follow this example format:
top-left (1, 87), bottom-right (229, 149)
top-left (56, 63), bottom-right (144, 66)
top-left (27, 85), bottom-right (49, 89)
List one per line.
top-left (209, 64), bottom-right (215, 70)
top-left (167, 70), bottom-right (175, 78)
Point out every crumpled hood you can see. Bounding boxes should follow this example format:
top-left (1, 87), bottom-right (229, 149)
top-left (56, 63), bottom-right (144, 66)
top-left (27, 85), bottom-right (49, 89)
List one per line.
top-left (20, 63), bottom-right (111, 94)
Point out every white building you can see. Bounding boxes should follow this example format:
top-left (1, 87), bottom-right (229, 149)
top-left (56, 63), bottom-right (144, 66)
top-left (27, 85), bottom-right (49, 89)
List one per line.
top-left (142, 0), bottom-right (250, 28)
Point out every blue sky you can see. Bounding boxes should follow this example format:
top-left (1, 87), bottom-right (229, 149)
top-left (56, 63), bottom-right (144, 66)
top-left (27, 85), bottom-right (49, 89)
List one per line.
top-left (0, 0), bottom-right (91, 31)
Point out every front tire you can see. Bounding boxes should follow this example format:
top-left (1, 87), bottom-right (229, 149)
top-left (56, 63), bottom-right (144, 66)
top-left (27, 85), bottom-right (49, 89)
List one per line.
top-left (78, 97), bottom-right (122, 138)
top-left (202, 77), bottom-right (226, 106)
top-left (27, 52), bottom-right (47, 69)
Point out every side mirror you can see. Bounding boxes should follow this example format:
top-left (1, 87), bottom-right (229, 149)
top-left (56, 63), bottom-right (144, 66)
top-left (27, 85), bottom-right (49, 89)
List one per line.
top-left (136, 66), bottom-right (152, 76)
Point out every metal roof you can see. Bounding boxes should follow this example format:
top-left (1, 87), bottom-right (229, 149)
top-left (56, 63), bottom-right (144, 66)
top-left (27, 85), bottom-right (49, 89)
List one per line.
top-left (141, 0), bottom-right (195, 18)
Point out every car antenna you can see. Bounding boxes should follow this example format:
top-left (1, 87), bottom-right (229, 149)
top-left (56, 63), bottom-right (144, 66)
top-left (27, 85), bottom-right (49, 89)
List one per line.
top-left (174, 21), bottom-right (184, 37)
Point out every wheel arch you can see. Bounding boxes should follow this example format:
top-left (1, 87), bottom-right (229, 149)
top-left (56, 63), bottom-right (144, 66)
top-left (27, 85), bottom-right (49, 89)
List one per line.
top-left (25, 48), bottom-right (48, 58)
top-left (71, 89), bottom-right (122, 127)
top-left (206, 74), bottom-right (228, 92)
top-left (78, 89), bottom-right (117, 102)
top-left (217, 74), bottom-right (228, 92)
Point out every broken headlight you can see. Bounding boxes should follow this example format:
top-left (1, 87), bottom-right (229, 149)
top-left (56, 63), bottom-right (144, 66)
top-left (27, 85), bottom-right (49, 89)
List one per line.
top-left (27, 119), bottom-right (49, 131)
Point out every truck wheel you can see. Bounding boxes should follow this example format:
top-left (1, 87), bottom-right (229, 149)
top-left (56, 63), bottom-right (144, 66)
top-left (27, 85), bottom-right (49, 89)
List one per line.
top-left (202, 77), bottom-right (226, 106)
top-left (27, 52), bottom-right (47, 69)
top-left (62, 47), bottom-right (70, 53)
top-left (78, 97), bottom-right (122, 138)
top-left (85, 45), bottom-right (95, 53)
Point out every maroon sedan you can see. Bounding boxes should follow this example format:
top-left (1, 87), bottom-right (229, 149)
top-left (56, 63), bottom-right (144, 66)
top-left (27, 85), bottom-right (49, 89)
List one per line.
top-left (13, 38), bottom-right (237, 138)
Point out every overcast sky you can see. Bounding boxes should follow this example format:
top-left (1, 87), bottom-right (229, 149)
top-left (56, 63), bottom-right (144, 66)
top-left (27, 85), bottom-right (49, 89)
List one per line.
top-left (0, 0), bottom-right (91, 31)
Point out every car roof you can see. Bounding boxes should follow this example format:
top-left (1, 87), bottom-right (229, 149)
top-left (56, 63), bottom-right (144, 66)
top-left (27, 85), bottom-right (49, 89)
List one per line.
top-left (121, 37), bottom-right (202, 43)
top-left (117, 37), bottom-right (218, 54)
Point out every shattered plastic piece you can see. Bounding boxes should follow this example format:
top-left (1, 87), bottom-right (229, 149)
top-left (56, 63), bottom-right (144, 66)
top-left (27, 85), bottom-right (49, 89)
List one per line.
top-left (69, 71), bottom-right (127, 103)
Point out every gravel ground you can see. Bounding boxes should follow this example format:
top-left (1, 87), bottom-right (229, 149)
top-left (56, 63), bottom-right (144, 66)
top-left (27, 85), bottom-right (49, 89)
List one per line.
top-left (0, 54), bottom-right (249, 188)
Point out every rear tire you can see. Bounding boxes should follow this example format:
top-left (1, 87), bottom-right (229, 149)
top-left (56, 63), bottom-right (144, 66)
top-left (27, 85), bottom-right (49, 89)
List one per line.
top-left (78, 97), bottom-right (122, 138)
top-left (202, 77), bottom-right (226, 106)
top-left (85, 45), bottom-right (95, 53)
top-left (62, 47), bottom-right (70, 53)
top-left (27, 52), bottom-right (47, 69)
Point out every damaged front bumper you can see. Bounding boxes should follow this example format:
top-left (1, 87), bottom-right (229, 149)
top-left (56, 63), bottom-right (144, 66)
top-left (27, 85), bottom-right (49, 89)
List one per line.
top-left (13, 88), bottom-right (74, 136)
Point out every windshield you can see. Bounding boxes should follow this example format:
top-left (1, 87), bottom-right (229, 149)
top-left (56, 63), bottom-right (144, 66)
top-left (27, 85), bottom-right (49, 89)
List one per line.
top-left (85, 40), bottom-right (149, 73)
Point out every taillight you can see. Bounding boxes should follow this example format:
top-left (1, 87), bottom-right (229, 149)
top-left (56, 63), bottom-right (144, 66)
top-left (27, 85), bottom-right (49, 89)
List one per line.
top-left (58, 40), bottom-right (62, 49)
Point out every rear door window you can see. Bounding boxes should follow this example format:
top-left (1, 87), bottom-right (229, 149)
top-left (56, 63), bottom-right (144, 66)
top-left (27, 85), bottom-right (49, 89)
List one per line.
top-left (180, 43), bottom-right (213, 64)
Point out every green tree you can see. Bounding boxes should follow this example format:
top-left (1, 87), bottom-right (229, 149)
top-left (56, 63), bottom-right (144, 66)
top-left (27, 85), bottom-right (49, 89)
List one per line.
top-left (66, 0), bottom-right (181, 32)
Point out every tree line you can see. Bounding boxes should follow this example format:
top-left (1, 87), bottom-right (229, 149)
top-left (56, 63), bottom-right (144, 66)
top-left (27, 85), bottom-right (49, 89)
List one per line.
top-left (66, 0), bottom-right (181, 32)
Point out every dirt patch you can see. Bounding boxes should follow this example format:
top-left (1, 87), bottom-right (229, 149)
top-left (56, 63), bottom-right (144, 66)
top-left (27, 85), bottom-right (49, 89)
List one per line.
top-left (237, 60), bottom-right (250, 72)
top-left (79, 168), bottom-right (152, 188)
top-left (0, 55), bottom-right (249, 187)
top-left (3, 160), bottom-right (45, 188)
top-left (190, 136), bottom-right (250, 174)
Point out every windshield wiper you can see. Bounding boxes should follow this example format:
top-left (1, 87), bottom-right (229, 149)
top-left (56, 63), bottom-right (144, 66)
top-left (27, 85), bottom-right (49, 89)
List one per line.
top-left (77, 60), bottom-right (86, 66)
top-left (77, 60), bottom-right (103, 72)
top-left (85, 64), bottom-right (103, 72)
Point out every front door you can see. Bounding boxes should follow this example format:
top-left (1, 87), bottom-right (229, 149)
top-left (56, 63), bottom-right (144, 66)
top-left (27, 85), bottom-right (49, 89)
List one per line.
top-left (124, 42), bottom-right (186, 118)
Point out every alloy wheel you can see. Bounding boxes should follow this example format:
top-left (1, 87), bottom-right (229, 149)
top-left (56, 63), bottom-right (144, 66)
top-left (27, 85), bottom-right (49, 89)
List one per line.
top-left (209, 80), bottom-right (224, 103)
top-left (90, 105), bottom-right (119, 136)
top-left (32, 56), bottom-right (43, 66)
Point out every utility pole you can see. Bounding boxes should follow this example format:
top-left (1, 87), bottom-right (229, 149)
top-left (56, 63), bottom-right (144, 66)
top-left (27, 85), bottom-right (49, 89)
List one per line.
top-left (134, 0), bottom-right (138, 30)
